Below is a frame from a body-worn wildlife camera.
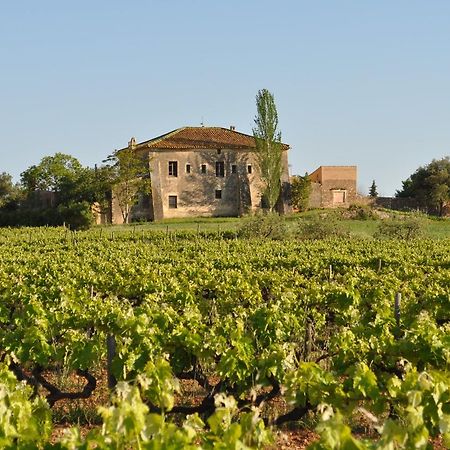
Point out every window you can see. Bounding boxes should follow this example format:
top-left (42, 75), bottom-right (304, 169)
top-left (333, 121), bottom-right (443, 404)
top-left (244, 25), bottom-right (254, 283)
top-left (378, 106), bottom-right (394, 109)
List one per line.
top-left (186, 164), bottom-right (191, 174)
top-left (201, 164), bottom-right (207, 174)
top-left (215, 189), bottom-right (222, 199)
top-left (168, 195), bottom-right (177, 208)
top-left (217, 149), bottom-right (222, 155)
top-left (168, 161), bottom-right (178, 177)
top-left (231, 164), bottom-right (237, 174)
top-left (247, 165), bottom-right (252, 174)
top-left (215, 161), bottom-right (225, 177)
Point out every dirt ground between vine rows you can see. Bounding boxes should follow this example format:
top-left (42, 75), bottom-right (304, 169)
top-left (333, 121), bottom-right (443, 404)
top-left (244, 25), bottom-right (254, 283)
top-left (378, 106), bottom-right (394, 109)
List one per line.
top-left (47, 371), bottom-right (446, 449)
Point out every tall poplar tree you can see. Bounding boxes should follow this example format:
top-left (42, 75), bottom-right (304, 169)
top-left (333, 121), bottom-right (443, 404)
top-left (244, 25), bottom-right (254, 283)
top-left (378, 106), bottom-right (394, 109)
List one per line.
top-left (253, 89), bottom-right (283, 211)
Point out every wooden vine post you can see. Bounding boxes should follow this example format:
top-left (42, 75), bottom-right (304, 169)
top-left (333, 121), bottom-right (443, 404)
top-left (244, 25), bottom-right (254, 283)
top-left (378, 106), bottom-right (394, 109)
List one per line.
top-left (394, 292), bottom-right (401, 328)
top-left (106, 334), bottom-right (117, 389)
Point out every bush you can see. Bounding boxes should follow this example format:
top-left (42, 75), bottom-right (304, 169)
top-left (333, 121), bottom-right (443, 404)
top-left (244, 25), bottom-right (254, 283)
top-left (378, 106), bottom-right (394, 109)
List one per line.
top-left (57, 201), bottom-right (94, 231)
top-left (374, 215), bottom-right (426, 240)
top-left (0, 207), bottom-right (60, 227)
top-left (0, 201), bottom-right (94, 230)
top-left (346, 204), bottom-right (376, 220)
top-left (296, 215), bottom-right (348, 240)
top-left (237, 213), bottom-right (288, 240)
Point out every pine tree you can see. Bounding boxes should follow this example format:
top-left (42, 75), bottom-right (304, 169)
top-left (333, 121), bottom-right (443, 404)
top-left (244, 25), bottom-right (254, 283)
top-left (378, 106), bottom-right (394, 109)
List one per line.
top-left (369, 180), bottom-right (378, 198)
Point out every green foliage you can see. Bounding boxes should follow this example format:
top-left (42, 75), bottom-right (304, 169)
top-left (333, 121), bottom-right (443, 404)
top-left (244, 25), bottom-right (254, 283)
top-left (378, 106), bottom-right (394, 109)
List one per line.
top-left (369, 180), bottom-right (378, 198)
top-left (0, 202), bottom-right (94, 229)
top-left (0, 172), bottom-right (21, 209)
top-left (57, 201), bottom-right (94, 230)
top-left (253, 89), bottom-right (283, 211)
top-left (310, 368), bottom-right (450, 449)
top-left (2, 153), bottom-right (114, 229)
top-left (20, 152), bottom-right (83, 192)
top-left (58, 165), bottom-right (114, 209)
top-left (69, 382), bottom-right (271, 449)
top-left (106, 146), bottom-right (151, 223)
top-left (291, 174), bottom-right (312, 211)
top-left (0, 229), bottom-right (449, 447)
top-left (297, 214), bottom-right (347, 240)
top-left (138, 358), bottom-right (180, 412)
top-left (0, 361), bottom-right (52, 448)
top-left (396, 156), bottom-right (450, 216)
top-left (375, 215), bottom-right (426, 240)
top-left (347, 204), bottom-right (377, 220)
top-left (237, 212), bottom-right (288, 239)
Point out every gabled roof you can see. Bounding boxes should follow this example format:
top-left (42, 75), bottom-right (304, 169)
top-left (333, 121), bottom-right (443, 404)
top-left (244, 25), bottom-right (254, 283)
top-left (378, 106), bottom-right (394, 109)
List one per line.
top-left (126, 127), bottom-right (289, 151)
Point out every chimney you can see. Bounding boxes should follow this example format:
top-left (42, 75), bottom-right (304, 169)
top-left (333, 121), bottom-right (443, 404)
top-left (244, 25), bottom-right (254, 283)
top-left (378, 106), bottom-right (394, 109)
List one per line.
top-left (230, 125), bottom-right (235, 131)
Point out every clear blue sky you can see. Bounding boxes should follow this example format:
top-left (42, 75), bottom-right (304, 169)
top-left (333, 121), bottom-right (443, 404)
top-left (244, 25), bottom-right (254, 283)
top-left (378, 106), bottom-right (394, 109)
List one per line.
top-left (1, 0), bottom-right (450, 196)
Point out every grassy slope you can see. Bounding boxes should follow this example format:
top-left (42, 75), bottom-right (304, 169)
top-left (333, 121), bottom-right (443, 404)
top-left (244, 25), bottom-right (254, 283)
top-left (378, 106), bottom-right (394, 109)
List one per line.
top-left (102, 210), bottom-right (450, 239)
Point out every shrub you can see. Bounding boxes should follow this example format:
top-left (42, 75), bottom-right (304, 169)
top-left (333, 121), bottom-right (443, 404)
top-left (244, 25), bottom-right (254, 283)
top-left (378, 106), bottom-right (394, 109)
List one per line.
top-left (57, 201), bottom-right (94, 231)
top-left (238, 213), bottom-right (288, 240)
top-left (346, 204), bottom-right (376, 220)
top-left (296, 215), bottom-right (348, 240)
top-left (374, 215), bottom-right (426, 240)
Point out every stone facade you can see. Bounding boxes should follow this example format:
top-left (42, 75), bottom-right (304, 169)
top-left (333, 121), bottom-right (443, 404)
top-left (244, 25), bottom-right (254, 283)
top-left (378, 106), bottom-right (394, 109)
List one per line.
top-left (308, 166), bottom-right (357, 208)
top-left (111, 127), bottom-right (291, 223)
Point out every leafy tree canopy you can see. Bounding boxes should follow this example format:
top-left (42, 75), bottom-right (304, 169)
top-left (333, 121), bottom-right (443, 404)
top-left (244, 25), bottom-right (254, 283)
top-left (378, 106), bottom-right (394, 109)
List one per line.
top-left (19, 153), bottom-right (114, 212)
top-left (20, 153), bottom-right (83, 192)
top-left (396, 157), bottom-right (450, 216)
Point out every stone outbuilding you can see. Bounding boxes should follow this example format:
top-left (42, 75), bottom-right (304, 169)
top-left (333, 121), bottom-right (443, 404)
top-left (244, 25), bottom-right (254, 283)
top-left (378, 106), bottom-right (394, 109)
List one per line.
top-left (111, 126), bottom-right (291, 223)
top-left (308, 166), bottom-right (357, 208)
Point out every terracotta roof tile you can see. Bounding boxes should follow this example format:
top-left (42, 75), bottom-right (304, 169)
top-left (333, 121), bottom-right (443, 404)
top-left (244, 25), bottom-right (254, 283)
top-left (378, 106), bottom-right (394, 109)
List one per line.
top-left (132, 127), bottom-right (289, 151)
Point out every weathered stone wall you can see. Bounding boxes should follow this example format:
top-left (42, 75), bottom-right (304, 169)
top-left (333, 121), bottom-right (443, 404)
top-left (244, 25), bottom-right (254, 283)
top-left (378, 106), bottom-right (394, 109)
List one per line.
top-left (148, 148), bottom-right (290, 219)
top-left (278, 150), bottom-right (292, 214)
top-left (149, 148), bottom-right (242, 219)
top-left (309, 182), bottom-right (323, 208)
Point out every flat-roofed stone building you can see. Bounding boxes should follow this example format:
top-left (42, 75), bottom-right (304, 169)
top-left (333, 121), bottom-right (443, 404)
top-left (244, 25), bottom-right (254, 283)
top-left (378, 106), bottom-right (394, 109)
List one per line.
top-left (308, 165), bottom-right (357, 208)
top-left (111, 126), bottom-right (291, 222)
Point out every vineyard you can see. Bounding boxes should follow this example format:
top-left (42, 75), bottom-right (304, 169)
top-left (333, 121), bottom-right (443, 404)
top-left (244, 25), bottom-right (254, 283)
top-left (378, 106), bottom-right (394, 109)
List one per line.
top-left (0, 227), bottom-right (449, 449)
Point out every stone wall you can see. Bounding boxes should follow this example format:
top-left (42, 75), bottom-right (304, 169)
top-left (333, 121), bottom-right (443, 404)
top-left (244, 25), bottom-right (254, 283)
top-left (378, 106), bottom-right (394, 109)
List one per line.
top-left (309, 182), bottom-right (323, 208)
top-left (375, 197), bottom-right (442, 215)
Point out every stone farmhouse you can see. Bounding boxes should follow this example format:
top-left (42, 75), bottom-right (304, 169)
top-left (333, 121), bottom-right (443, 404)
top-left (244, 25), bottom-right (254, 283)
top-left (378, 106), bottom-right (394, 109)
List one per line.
top-left (111, 126), bottom-right (291, 223)
top-left (308, 165), bottom-right (358, 208)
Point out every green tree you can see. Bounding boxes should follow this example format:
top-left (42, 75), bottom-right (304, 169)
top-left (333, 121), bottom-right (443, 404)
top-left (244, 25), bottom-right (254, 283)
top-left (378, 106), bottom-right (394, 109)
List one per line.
top-left (290, 173), bottom-right (311, 211)
top-left (369, 180), bottom-right (378, 198)
top-left (106, 146), bottom-right (151, 223)
top-left (396, 157), bottom-right (450, 216)
top-left (20, 153), bottom-right (83, 193)
top-left (20, 154), bottom-right (113, 208)
top-left (58, 165), bottom-right (114, 209)
top-left (253, 89), bottom-right (283, 211)
top-left (18, 154), bottom-right (115, 229)
top-left (0, 172), bottom-right (19, 207)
